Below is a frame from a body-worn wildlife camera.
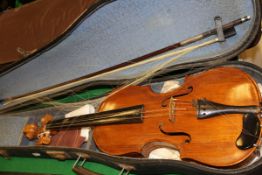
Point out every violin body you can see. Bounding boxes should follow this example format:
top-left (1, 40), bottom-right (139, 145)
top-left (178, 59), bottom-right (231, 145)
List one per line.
top-left (93, 67), bottom-right (262, 167)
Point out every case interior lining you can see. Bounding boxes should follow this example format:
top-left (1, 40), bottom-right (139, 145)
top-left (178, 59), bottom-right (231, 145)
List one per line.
top-left (0, 0), bottom-right (256, 99)
top-left (0, 62), bottom-right (262, 171)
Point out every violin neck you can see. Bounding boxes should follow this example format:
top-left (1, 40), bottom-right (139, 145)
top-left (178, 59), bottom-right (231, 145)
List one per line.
top-left (46, 105), bottom-right (144, 130)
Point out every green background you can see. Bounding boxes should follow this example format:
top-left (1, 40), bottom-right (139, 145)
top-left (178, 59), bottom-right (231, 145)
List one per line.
top-left (0, 157), bottom-right (124, 175)
top-left (0, 157), bottom-right (183, 175)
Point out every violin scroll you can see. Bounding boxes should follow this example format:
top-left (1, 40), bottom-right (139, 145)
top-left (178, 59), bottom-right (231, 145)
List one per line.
top-left (23, 114), bottom-right (55, 145)
top-left (23, 123), bottom-right (38, 140)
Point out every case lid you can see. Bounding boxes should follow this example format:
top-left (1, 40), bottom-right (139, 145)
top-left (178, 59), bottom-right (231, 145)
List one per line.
top-left (0, 0), bottom-right (104, 72)
top-left (0, 0), bottom-right (261, 104)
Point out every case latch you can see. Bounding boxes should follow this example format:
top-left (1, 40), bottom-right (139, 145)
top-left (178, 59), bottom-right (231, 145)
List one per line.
top-left (45, 150), bottom-right (70, 160)
top-left (118, 163), bottom-right (135, 175)
top-left (72, 155), bottom-right (102, 175)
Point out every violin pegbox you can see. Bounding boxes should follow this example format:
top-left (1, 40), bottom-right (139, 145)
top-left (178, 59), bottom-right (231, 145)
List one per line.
top-left (23, 114), bottom-right (55, 145)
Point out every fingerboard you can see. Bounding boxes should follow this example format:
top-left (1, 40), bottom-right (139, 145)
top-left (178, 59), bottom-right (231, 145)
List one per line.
top-left (46, 105), bottom-right (144, 130)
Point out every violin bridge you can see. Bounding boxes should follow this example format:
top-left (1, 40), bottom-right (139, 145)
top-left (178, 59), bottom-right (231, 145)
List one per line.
top-left (169, 97), bottom-right (176, 122)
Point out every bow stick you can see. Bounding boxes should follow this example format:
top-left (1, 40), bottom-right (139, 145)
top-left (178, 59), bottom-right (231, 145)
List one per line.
top-left (0, 16), bottom-right (250, 114)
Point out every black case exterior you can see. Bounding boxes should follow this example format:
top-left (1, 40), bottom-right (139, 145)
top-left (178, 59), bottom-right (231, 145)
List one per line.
top-left (0, 1), bottom-right (262, 175)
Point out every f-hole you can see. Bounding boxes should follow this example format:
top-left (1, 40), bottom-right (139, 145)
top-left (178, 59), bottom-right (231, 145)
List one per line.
top-left (159, 123), bottom-right (191, 143)
top-left (161, 86), bottom-right (193, 107)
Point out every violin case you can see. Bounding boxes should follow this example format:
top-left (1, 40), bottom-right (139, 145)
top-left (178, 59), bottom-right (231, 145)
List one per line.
top-left (0, 0), bottom-right (262, 174)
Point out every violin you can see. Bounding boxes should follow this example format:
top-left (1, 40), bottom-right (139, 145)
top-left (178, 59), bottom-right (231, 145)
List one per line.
top-left (23, 66), bottom-right (262, 167)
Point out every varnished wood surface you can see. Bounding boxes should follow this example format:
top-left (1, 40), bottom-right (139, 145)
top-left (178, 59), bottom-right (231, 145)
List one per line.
top-left (93, 67), bottom-right (262, 167)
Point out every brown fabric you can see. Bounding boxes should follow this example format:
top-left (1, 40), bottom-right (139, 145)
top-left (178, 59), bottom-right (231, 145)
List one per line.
top-left (50, 129), bottom-right (85, 148)
top-left (0, 0), bottom-right (99, 64)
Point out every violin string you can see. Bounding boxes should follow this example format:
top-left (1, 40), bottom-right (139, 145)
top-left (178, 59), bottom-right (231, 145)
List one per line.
top-left (46, 99), bottom-right (260, 144)
top-left (201, 96), bottom-right (259, 138)
top-left (46, 91), bottom-right (260, 140)
top-left (44, 91), bottom-right (105, 133)
top-left (168, 74), bottom-right (261, 140)
top-left (34, 96), bottom-right (77, 141)
top-left (42, 97), bottom-right (195, 131)
top-left (179, 67), bottom-right (262, 139)
top-left (46, 107), bottom-right (197, 129)
top-left (46, 96), bottom-right (196, 128)
top-left (142, 108), bottom-right (194, 113)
